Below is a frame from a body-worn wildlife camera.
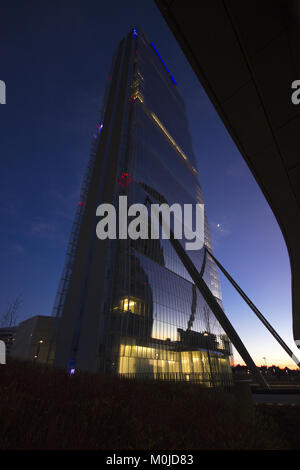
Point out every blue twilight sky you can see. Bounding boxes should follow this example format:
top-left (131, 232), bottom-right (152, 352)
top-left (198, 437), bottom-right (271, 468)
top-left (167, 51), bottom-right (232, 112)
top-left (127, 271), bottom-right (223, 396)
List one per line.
top-left (0, 0), bottom-right (298, 368)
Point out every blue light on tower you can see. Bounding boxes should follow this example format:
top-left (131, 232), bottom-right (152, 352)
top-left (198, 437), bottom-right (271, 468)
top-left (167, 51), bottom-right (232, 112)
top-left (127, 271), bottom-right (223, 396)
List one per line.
top-left (151, 43), bottom-right (177, 86)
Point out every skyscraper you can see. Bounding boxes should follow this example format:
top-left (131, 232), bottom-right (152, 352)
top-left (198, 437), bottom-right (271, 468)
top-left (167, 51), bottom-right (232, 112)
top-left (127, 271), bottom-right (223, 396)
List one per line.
top-left (49, 29), bottom-right (232, 386)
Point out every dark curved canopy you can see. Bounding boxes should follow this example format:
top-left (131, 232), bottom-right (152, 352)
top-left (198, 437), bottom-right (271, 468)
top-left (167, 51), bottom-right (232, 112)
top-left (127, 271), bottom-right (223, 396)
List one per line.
top-left (155, 0), bottom-right (300, 347)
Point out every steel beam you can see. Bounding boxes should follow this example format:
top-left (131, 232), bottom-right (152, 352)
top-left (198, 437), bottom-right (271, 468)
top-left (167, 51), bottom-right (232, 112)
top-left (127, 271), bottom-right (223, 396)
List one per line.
top-left (208, 250), bottom-right (300, 368)
top-left (143, 186), bottom-right (269, 389)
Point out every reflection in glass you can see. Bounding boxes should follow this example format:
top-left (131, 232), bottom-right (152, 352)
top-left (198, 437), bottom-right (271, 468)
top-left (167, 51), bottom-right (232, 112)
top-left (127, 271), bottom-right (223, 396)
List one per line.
top-left (101, 30), bottom-right (232, 386)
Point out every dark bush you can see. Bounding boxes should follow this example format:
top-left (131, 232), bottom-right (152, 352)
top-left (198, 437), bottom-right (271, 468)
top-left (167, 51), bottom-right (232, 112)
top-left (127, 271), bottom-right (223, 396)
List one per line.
top-left (0, 361), bottom-right (287, 449)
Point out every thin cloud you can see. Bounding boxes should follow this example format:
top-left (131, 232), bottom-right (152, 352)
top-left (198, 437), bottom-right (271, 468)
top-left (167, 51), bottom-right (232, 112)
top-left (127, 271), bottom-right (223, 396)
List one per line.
top-left (0, 242), bottom-right (24, 257)
top-left (27, 217), bottom-right (57, 239)
top-left (11, 243), bottom-right (24, 253)
top-left (48, 184), bottom-right (81, 222)
top-left (226, 160), bottom-right (248, 178)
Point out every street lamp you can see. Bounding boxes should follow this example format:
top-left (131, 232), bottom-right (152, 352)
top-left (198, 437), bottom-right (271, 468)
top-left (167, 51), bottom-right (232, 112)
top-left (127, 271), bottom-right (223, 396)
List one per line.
top-left (263, 356), bottom-right (267, 367)
top-left (34, 339), bottom-right (44, 361)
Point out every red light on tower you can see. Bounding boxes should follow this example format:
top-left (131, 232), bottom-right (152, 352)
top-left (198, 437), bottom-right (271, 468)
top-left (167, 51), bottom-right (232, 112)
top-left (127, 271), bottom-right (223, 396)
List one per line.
top-left (117, 172), bottom-right (134, 188)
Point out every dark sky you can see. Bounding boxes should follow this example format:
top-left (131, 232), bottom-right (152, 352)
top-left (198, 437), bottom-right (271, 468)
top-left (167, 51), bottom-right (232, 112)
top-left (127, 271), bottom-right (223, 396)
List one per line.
top-left (0, 0), bottom-right (297, 367)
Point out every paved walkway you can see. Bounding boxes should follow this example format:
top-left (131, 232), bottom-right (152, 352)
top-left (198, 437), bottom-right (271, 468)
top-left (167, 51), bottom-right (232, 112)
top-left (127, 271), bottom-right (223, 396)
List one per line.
top-left (253, 394), bottom-right (300, 405)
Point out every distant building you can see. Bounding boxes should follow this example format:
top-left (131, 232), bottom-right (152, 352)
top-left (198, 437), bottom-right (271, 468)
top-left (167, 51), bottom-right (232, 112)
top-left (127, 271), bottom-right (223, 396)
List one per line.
top-left (11, 316), bottom-right (54, 363)
top-left (0, 327), bottom-right (17, 357)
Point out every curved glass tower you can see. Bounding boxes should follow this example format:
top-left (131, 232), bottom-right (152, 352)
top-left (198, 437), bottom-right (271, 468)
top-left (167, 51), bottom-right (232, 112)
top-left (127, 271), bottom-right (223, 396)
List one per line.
top-left (49, 29), bottom-right (232, 386)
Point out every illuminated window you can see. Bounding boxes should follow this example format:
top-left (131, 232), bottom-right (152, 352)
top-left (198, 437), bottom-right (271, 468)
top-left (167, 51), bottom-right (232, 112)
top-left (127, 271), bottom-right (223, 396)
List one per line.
top-left (132, 89), bottom-right (144, 103)
top-left (137, 71), bottom-right (144, 81)
top-left (122, 298), bottom-right (136, 311)
top-left (151, 113), bottom-right (187, 162)
top-left (131, 79), bottom-right (139, 89)
top-left (114, 296), bottom-right (145, 315)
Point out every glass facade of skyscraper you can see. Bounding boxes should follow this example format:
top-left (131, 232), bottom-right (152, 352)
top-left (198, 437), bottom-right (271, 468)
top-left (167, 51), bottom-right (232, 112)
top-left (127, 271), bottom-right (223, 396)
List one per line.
top-left (50, 29), bottom-right (232, 386)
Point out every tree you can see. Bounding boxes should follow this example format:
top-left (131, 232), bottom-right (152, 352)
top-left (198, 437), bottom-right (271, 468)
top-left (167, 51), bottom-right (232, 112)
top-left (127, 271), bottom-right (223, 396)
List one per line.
top-left (0, 294), bottom-right (22, 327)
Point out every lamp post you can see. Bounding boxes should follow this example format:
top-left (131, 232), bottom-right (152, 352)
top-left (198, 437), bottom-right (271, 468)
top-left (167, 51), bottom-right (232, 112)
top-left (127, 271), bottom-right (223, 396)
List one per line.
top-left (203, 331), bottom-right (214, 387)
top-left (34, 339), bottom-right (43, 362)
top-left (263, 356), bottom-right (267, 367)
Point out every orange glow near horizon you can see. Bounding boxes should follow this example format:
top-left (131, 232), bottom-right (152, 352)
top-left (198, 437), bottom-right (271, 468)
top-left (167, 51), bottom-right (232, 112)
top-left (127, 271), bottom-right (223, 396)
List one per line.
top-left (231, 359), bottom-right (299, 370)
